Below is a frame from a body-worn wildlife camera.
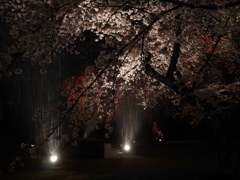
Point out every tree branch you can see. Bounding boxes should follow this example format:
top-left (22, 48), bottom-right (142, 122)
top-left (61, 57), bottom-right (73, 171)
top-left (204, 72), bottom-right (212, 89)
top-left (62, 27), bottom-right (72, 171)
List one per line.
top-left (192, 35), bottom-right (222, 90)
top-left (145, 62), bottom-right (215, 116)
top-left (161, 0), bottom-right (240, 10)
top-left (166, 42), bottom-right (180, 80)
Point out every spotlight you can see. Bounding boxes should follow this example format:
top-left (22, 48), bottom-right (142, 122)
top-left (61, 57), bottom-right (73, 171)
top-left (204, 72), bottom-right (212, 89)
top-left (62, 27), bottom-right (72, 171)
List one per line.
top-left (124, 144), bottom-right (130, 151)
top-left (50, 155), bottom-right (58, 162)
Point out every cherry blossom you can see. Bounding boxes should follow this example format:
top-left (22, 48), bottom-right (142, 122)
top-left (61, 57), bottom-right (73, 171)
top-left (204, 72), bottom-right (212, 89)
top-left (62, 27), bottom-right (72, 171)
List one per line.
top-left (1, 0), bottom-right (240, 175)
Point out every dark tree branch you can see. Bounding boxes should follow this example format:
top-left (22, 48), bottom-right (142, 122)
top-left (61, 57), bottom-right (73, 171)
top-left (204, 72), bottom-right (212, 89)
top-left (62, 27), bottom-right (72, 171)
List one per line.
top-left (144, 10), bottom-right (216, 117)
top-left (145, 63), bottom-right (195, 105)
top-left (131, 5), bottom-right (182, 43)
top-left (166, 42), bottom-right (180, 80)
top-left (145, 62), bottom-right (215, 117)
top-left (166, 13), bottom-right (181, 80)
top-left (161, 0), bottom-right (240, 10)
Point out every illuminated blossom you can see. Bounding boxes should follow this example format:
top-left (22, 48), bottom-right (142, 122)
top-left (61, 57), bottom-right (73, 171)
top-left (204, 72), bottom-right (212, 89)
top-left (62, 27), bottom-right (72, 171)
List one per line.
top-left (105, 123), bottom-right (110, 129)
top-left (63, 136), bottom-right (70, 142)
top-left (44, 58), bottom-right (52, 64)
top-left (105, 133), bottom-right (110, 138)
top-left (75, 120), bottom-right (81, 126)
top-left (19, 162), bottom-right (24, 167)
top-left (79, 35), bottom-right (86, 41)
top-left (15, 156), bottom-right (22, 161)
top-left (15, 68), bottom-right (23, 75)
top-left (38, 61), bottom-right (45, 66)
top-left (74, 50), bottom-right (80, 54)
top-left (8, 167), bottom-right (14, 172)
top-left (29, 148), bottom-right (36, 154)
top-left (5, 56), bottom-right (12, 64)
top-left (20, 143), bottom-right (27, 148)
top-left (71, 141), bottom-right (78, 146)
top-left (9, 29), bottom-right (19, 39)
top-left (7, 46), bottom-right (17, 53)
top-left (31, 154), bottom-right (37, 159)
top-left (55, 135), bottom-right (62, 140)
top-left (108, 127), bottom-right (114, 134)
top-left (39, 69), bottom-right (47, 74)
top-left (31, 115), bottom-right (37, 121)
top-left (5, 71), bottom-right (12, 77)
top-left (10, 161), bottom-right (16, 166)
top-left (72, 131), bottom-right (78, 138)
top-left (40, 120), bottom-right (46, 124)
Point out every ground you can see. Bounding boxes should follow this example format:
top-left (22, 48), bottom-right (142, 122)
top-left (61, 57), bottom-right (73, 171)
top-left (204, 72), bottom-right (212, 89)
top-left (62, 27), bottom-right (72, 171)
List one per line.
top-left (0, 141), bottom-right (239, 180)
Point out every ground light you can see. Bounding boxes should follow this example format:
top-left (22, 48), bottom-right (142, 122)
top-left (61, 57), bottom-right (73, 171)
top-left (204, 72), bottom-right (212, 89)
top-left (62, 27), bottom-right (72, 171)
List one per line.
top-left (50, 155), bottom-right (58, 162)
top-left (124, 144), bottom-right (130, 151)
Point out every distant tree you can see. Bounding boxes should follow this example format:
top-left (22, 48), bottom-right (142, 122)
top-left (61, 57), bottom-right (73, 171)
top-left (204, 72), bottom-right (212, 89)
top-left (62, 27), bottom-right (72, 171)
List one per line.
top-left (1, 0), bottom-right (240, 175)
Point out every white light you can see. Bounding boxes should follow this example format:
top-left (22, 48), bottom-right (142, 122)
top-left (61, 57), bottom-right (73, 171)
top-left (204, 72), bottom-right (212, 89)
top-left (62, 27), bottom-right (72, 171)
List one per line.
top-left (124, 145), bottom-right (130, 151)
top-left (50, 155), bottom-right (58, 162)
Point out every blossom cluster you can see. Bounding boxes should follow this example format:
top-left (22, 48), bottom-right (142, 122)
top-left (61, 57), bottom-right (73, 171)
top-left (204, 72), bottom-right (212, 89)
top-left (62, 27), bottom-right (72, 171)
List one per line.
top-left (1, 0), bottom-right (240, 155)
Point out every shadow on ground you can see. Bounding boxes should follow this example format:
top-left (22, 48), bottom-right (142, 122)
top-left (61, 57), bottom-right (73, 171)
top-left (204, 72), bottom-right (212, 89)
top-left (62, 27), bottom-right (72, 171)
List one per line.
top-left (0, 141), bottom-right (239, 180)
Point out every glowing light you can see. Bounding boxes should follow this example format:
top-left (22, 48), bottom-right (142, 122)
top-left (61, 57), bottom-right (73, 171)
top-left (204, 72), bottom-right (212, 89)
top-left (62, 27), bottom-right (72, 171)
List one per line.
top-left (124, 144), bottom-right (130, 151)
top-left (50, 155), bottom-right (58, 162)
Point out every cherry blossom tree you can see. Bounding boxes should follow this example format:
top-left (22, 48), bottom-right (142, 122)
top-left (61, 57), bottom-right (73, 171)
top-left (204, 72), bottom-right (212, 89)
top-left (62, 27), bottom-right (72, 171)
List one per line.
top-left (1, 0), bottom-right (240, 175)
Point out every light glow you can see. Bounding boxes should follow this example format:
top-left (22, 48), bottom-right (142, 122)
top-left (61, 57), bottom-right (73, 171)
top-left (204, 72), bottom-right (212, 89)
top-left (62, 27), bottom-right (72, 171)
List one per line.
top-left (124, 144), bottom-right (130, 151)
top-left (50, 155), bottom-right (58, 162)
